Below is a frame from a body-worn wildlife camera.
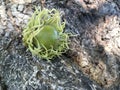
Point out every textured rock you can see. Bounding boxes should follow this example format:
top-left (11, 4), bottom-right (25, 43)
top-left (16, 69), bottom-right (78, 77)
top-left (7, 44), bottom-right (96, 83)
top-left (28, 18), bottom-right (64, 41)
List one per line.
top-left (0, 5), bottom-right (7, 25)
top-left (18, 4), bottom-right (24, 12)
top-left (10, 0), bottom-right (32, 4)
top-left (0, 0), bottom-right (120, 90)
top-left (11, 4), bottom-right (17, 12)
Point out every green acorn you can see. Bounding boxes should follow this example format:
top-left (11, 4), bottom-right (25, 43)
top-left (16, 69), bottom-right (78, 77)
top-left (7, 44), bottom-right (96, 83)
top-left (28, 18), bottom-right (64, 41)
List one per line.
top-left (22, 8), bottom-right (69, 60)
top-left (33, 25), bottom-right (59, 49)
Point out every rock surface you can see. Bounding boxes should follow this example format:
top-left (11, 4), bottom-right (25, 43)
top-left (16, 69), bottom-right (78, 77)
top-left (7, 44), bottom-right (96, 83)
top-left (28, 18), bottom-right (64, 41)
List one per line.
top-left (0, 0), bottom-right (120, 90)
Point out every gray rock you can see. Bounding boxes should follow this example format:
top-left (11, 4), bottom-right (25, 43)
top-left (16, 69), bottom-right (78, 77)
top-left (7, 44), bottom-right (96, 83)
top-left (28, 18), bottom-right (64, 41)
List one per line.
top-left (11, 4), bottom-right (18, 12)
top-left (0, 25), bottom-right (6, 30)
top-left (116, 37), bottom-right (120, 48)
top-left (15, 17), bottom-right (23, 26)
top-left (0, 5), bottom-right (7, 26)
top-left (98, 2), bottom-right (118, 15)
top-left (10, 0), bottom-right (32, 4)
top-left (0, 5), bottom-right (6, 17)
top-left (4, 30), bottom-right (10, 38)
top-left (7, 23), bottom-right (14, 30)
top-left (0, 0), bottom-right (120, 90)
top-left (11, 11), bottom-right (17, 16)
top-left (18, 4), bottom-right (24, 12)
top-left (32, 0), bottom-right (37, 3)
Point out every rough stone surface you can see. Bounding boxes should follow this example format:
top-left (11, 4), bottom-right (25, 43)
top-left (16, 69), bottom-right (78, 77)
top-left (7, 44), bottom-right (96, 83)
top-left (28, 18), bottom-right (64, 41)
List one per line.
top-left (10, 0), bottom-right (32, 4)
top-left (18, 4), bottom-right (24, 12)
top-left (0, 0), bottom-right (120, 90)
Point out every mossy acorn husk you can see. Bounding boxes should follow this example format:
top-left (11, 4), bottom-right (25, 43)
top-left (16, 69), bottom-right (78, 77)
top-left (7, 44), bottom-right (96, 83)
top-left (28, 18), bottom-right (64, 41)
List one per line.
top-left (22, 8), bottom-right (69, 60)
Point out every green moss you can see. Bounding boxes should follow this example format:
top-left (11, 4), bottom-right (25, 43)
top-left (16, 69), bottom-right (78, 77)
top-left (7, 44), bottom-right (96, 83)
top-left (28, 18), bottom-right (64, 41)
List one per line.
top-left (22, 8), bottom-right (69, 60)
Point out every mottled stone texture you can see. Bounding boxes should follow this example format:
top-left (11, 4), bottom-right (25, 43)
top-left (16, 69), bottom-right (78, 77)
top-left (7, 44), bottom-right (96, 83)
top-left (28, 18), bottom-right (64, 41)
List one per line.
top-left (0, 0), bottom-right (120, 90)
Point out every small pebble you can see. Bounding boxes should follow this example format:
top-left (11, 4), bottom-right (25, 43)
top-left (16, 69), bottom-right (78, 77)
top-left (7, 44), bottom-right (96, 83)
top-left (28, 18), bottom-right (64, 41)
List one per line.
top-left (116, 38), bottom-right (120, 48)
top-left (7, 23), bottom-right (14, 30)
top-left (32, 0), bottom-right (37, 3)
top-left (15, 18), bottom-right (23, 26)
top-left (23, 15), bottom-right (30, 20)
top-left (11, 4), bottom-right (18, 12)
top-left (109, 28), bottom-right (118, 37)
top-left (0, 85), bottom-right (3, 90)
top-left (0, 5), bottom-right (7, 22)
top-left (0, 25), bottom-right (6, 30)
top-left (0, 29), bottom-right (5, 36)
top-left (10, 0), bottom-right (31, 4)
top-left (18, 4), bottom-right (24, 12)
top-left (17, 13), bottom-right (25, 18)
top-left (5, 31), bottom-right (10, 38)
